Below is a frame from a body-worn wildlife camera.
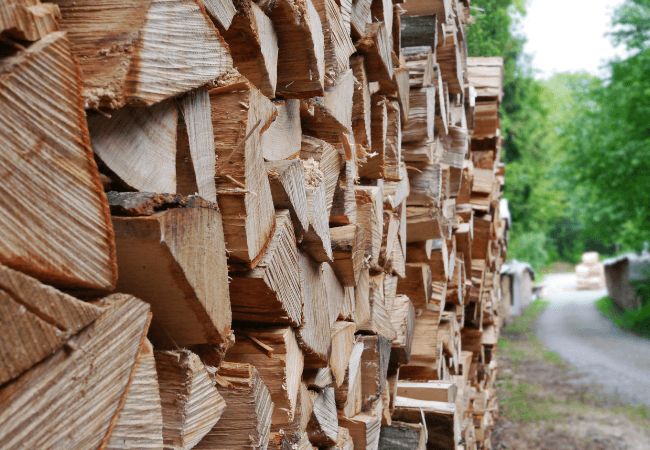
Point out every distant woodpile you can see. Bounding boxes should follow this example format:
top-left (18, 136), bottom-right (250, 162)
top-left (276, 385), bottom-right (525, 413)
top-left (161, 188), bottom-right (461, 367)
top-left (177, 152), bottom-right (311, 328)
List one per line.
top-left (0, 0), bottom-right (509, 449)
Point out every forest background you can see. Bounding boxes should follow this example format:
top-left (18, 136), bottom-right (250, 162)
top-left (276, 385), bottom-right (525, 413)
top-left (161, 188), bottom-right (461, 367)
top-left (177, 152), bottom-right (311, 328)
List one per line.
top-left (469, 0), bottom-right (650, 269)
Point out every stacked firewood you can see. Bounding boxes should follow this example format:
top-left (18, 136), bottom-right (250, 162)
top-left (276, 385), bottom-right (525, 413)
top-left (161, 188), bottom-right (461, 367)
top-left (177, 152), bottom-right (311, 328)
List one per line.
top-left (0, 0), bottom-right (508, 449)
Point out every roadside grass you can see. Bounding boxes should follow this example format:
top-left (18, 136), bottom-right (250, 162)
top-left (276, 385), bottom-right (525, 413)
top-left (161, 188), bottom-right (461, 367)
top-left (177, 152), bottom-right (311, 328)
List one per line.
top-left (499, 380), bottom-right (559, 423)
top-left (595, 296), bottom-right (650, 339)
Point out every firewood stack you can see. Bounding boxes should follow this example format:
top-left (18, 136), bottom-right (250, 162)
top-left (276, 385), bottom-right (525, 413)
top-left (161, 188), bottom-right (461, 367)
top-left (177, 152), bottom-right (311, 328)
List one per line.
top-left (1, 0), bottom-right (508, 449)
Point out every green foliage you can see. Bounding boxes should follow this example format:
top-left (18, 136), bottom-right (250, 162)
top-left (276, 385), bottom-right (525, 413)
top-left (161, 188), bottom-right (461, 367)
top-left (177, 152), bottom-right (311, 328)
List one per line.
top-left (559, 0), bottom-right (650, 252)
top-left (595, 296), bottom-right (650, 338)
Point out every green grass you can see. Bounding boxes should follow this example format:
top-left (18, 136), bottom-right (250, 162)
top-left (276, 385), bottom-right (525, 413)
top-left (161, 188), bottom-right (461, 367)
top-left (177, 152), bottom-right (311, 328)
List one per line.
top-left (595, 296), bottom-right (650, 339)
top-left (499, 380), bottom-right (559, 423)
top-left (504, 298), bottom-right (550, 335)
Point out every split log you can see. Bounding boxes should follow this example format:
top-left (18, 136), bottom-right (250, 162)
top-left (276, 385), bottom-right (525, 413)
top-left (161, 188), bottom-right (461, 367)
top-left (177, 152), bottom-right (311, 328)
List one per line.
top-left (339, 401), bottom-right (383, 450)
top-left (335, 340), bottom-right (364, 419)
top-left (359, 335), bottom-right (392, 410)
top-left (301, 160), bottom-right (334, 262)
top-left (330, 159), bottom-right (358, 225)
top-left (216, 0), bottom-right (278, 97)
top-left (396, 263), bottom-right (431, 309)
top-left (406, 206), bottom-right (442, 242)
top-left (266, 159), bottom-right (310, 239)
top-left (407, 238), bottom-right (448, 282)
top-left (389, 295), bottom-right (415, 366)
top-left (88, 99), bottom-right (178, 194)
top-left (195, 362), bottom-right (273, 450)
top-left (109, 193), bottom-right (230, 348)
top-left (0, 264), bottom-right (104, 386)
top-left (329, 225), bottom-right (366, 287)
top-left (350, 0), bottom-right (372, 38)
top-left (360, 272), bottom-right (397, 340)
top-left (300, 135), bottom-right (344, 215)
top-left (329, 321), bottom-right (357, 387)
top-left (379, 66), bottom-right (411, 126)
top-left (355, 21), bottom-right (393, 85)
top-left (269, 0), bottom-right (325, 98)
top-left (406, 162), bottom-right (443, 207)
top-left (403, 46), bottom-right (434, 88)
top-left (301, 69), bottom-right (355, 136)
top-left (304, 367), bottom-right (334, 389)
top-left (383, 163), bottom-right (411, 209)
top-left (53, 0), bottom-right (233, 108)
top-left (307, 387), bottom-right (339, 445)
top-left (371, 0), bottom-right (392, 36)
top-left (392, 397), bottom-right (459, 450)
top-left (0, 32), bottom-right (116, 291)
top-left (263, 99), bottom-right (302, 159)
top-left (402, 138), bottom-right (437, 164)
top-left (378, 210), bottom-right (400, 272)
top-left (351, 55), bottom-right (372, 150)
top-left (155, 349), bottom-right (226, 449)
top-left (378, 422), bottom-right (426, 450)
top-left (355, 186), bottom-right (384, 266)
top-left (105, 339), bottom-right (164, 450)
top-left (398, 305), bottom-right (441, 380)
top-left (0, 294), bottom-right (151, 450)
top-left (396, 381), bottom-right (457, 403)
top-left (323, 262), bottom-right (347, 324)
top-left (225, 327), bottom-right (304, 435)
top-left (353, 268), bottom-right (372, 329)
top-left (201, 0), bottom-right (237, 29)
top-left (0, 0), bottom-right (60, 41)
top-left (178, 90), bottom-right (218, 202)
top-left (298, 252), bottom-right (332, 362)
top-left (434, 73), bottom-right (449, 136)
top-left (402, 86), bottom-right (435, 143)
top-left (360, 98), bottom-right (401, 180)
top-left (326, 427), bottom-right (355, 450)
top-left (209, 79), bottom-right (277, 268)
top-left (229, 210), bottom-right (302, 326)
top-left (314, 0), bottom-right (355, 80)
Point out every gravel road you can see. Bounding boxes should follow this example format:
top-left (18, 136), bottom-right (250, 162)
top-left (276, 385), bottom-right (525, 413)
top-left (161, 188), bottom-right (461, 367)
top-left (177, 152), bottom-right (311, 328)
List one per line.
top-left (535, 273), bottom-right (650, 407)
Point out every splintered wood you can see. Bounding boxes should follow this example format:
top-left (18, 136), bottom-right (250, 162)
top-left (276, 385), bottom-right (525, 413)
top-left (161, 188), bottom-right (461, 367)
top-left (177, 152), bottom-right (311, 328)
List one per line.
top-left (1, 3), bottom-right (509, 450)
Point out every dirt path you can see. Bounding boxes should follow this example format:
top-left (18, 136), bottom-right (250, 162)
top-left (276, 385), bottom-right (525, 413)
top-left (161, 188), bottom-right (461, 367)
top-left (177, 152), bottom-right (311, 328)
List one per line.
top-left (536, 273), bottom-right (650, 407)
top-left (493, 300), bottom-right (650, 450)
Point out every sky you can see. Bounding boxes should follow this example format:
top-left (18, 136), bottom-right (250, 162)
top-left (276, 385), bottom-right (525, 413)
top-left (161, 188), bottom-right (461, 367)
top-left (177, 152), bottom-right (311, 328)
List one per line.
top-left (520, 0), bottom-right (628, 79)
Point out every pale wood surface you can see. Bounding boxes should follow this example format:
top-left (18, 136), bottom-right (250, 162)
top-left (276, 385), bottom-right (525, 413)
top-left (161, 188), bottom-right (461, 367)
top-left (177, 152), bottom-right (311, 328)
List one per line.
top-left (54, 0), bottom-right (233, 108)
top-left (209, 80), bottom-right (277, 267)
top-left (225, 327), bottom-right (304, 435)
top-left (266, 159), bottom-right (310, 239)
top-left (298, 251), bottom-right (333, 361)
top-left (229, 210), bottom-right (302, 326)
top-left (105, 339), bottom-right (163, 450)
top-left (196, 362), bottom-right (273, 450)
top-left (0, 32), bottom-right (116, 291)
top-left (0, 294), bottom-right (150, 450)
top-left (110, 194), bottom-right (231, 347)
top-left (0, 264), bottom-right (104, 385)
top-left (155, 349), bottom-right (226, 449)
top-left (89, 99), bottom-right (178, 194)
top-left (0, 0), bottom-right (61, 41)
top-left (216, 0), bottom-right (278, 97)
top-left (263, 100), bottom-right (302, 160)
top-left (329, 321), bottom-right (356, 387)
top-left (270, 0), bottom-right (325, 98)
